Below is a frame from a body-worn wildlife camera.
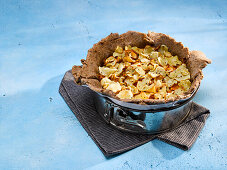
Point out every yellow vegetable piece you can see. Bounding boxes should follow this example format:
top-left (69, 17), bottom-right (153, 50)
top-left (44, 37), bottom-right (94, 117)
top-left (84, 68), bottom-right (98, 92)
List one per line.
top-left (135, 66), bottom-right (145, 76)
top-left (158, 45), bottom-right (168, 54)
top-left (178, 80), bottom-right (191, 91)
top-left (115, 46), bottom-right (123, 54)
top-left (106, 82), bottom-right (121, 93)
top-left (99, 67), bottom-right (117, 77)
top-left (134, 92), bottom-right (150, 99)
top-left (164, 76), bottom-right (177, 87)
top-left (167, 56), bottom-right (182, 66)
top-left (117, 90), bottom-right (133, 99)
top-left (100, 77), bottom-right (112, 88)
top-left (150, 52), bottom-right (159, 59)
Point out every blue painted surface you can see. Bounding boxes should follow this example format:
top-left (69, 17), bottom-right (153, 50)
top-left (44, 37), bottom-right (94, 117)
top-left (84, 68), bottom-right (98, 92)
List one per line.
top-left (0, 0), bottom-right (226, 169)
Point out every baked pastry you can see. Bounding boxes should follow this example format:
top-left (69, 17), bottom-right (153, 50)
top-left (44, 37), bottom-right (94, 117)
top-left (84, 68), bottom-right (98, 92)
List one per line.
top-left (72, 31), bottom-right (211, 104)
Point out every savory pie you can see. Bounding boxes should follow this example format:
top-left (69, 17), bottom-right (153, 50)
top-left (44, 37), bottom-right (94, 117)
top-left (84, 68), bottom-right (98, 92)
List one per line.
top-left (72, 31), bottom-right (211, 104)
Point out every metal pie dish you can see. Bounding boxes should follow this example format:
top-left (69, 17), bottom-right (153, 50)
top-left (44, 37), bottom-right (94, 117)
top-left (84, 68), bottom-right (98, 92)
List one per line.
top-left (88, 84), bottom-right (199, 134)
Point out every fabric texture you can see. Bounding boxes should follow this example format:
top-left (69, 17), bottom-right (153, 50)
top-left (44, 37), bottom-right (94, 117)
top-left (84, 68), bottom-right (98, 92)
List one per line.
top-left (59, 70), bottom-right (210, 156)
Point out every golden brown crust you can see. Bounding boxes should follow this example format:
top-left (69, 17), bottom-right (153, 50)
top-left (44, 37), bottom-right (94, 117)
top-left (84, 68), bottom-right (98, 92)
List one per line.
top-left (72, 31), bottom-right (211, 104)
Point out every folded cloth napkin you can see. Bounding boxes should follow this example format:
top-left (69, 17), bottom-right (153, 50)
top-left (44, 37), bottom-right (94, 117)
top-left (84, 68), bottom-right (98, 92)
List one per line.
top-left (59, 70), bottom-right (210, 157)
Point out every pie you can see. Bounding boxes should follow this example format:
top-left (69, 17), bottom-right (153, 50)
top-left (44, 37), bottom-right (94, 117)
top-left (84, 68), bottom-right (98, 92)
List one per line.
top-left (72, 31), bottom-right (211, 104)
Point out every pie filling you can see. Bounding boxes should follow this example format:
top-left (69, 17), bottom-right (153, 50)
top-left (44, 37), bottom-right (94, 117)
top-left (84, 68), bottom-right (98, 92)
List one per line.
top-left (98, 45), bottom-right (191, 100)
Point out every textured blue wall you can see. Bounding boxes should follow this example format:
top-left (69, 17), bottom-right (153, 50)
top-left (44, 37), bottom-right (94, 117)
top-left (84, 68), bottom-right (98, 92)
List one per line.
top-left (0, 0), bottom-right (226, 169)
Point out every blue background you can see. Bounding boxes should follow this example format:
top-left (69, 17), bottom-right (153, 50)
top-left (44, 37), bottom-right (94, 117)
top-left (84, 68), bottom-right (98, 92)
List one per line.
top-left (0, 0), bottom-right (226, 169)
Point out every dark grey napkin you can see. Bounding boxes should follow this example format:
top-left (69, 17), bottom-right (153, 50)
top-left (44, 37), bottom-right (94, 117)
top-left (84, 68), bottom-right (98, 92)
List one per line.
top-left (59, 70), bottom-right (210, 156)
